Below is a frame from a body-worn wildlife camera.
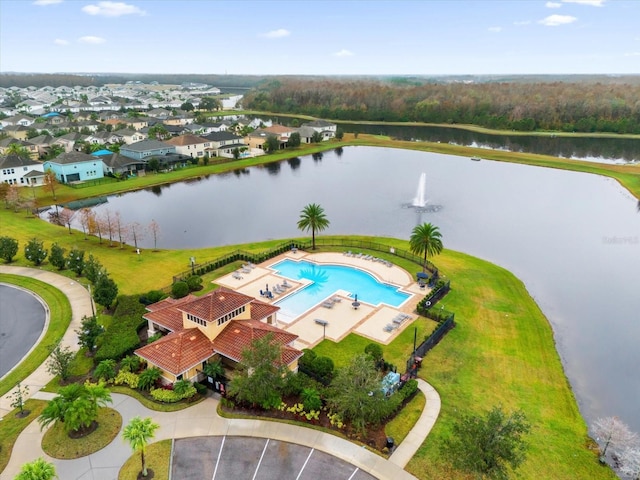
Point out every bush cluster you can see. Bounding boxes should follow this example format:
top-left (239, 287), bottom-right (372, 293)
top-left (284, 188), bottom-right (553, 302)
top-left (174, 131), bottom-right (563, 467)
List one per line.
top-left (150, 384), bottom-right (196, 403)
top-left (94, 295), bottom-right (147, 362)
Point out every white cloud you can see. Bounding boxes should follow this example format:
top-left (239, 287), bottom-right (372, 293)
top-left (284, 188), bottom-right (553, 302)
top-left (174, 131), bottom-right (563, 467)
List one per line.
top-left (82, 1), bottom-right (146, 17)
top-left (624, 52), bottom-right (640, 57)
top-left (562, 0), bottom-right (605, 6)
top-left (78, 36), bottom-right (106, 44)
top-left (261, 29), bottom-right (290, 39)
top-left (546, 2), bottom-right (562, 8)
top-left (33, 0), bottom-right (63, 5)
top-left (488, 26), bottom-right (502, 33)
top-left (334, 49), bottom-right (354, 57)
top-left (539, 14), bottom-right (577, 26)
top-left (514, 20), bottom-right (532, 26)
top-left (54, 38), bottom-right (69, 46)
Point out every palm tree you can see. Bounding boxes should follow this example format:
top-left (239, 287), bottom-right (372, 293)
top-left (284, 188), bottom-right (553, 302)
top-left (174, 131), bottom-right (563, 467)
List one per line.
top-left (15, 457), bottom-right (58, 480)
top-left (122, 416), bottom-right (160, 478)
top-left (409, 222), bottom-right (443, 273)
top-left (297, 203), bottom-right (330, 250)
top-left (5, 142), bottom-right (31, 158)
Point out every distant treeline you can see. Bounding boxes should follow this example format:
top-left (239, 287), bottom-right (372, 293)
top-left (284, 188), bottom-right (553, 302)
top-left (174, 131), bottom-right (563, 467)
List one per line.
top-left (244, 78), bottom-right (640, 134)
top-left (0, 73), bottom-right (265, 89)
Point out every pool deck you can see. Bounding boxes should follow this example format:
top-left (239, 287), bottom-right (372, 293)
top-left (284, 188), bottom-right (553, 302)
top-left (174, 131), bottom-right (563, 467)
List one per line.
top-left (216, 250), bottom-right (429, 347)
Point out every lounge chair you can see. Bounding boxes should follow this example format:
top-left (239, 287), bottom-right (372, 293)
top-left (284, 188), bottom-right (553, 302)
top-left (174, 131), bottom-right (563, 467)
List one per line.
top-left (248, 262), bottom-right (256, 269)
top-left (331, 296), bottom-right (342, 303)
top-left (232, 272), bottom-right (242, 280)
top-left (322, 301), bottom-right (334, 309)
top-left (282, 280), bottom-right (291, 288)
top-left (383, 324), bottom-right (395, 332)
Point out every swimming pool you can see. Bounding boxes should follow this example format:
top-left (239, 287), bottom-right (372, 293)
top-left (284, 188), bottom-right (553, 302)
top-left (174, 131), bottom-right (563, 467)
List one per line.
top-left (271, 259), bottom-right (410, 321)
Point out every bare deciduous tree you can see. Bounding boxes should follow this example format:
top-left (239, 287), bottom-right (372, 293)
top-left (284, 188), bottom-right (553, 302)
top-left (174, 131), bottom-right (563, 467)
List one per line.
top-left (129, 221), bottom-right (144, 250)
top-left (114, 211), bottom-right (127, 248)
top-left (593, 416), bottom-right (639, 462)
top-left (148, 219), bottom-right (160, 251)
top-left (79, 208), bottom-right (91, 240)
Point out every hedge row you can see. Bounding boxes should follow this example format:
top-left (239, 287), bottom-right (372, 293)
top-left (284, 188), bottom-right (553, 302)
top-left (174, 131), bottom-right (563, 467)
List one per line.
top-left (95, 295), bottom-right (148, 362)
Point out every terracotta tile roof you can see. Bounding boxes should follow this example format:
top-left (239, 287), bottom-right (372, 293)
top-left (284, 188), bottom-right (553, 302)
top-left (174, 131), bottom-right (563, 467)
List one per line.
top-left (144, 295), bottom-right (198, 332)
top-left (211, 320), bottom-right (300, 364)
top-left (135, 328), bottom-right (214, 376)
top-left (248, 299), bottom-right (280, 320)
top-left (177, 289), bottom-right (254, 322)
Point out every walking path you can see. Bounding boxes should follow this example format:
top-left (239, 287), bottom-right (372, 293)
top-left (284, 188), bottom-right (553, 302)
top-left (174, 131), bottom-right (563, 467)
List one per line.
top-left (0, 267), bottom-right (441, 480)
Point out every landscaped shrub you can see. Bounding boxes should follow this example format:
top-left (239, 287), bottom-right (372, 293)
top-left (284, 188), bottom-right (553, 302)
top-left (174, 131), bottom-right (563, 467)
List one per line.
top-left (119, 355), bottom-right (141, 373)
top-left (139, 290), bottom-right (166, 306)
top-left (299, 349), bottom-right (317, 369)
top-left (171, 281), bottom-right (189, 298)
top-left (400, 379), bottom-right (419, 400)
top-left (194, 382), bottom-right (207, 395)
top-left (186, 275), bottom-right (203, 292)
top-left (173, 380), bottom-right (193, 397)
top-left (150, 384), bottom-right (196, 403)
top-left (114, 370), bottom-right (139, 389)
top-left (93, 359), bottom-right (117, 382)
top-left (138, 367), bottom-right (162, 391)
top-left (364, 343), bottom-right (383, 362)
top-left (301, 388), bottom-right (322, 411)
top-left (94, 328), bottom-right (140, 362)
top-left (147, 332), bottom-right (162, 344)
top-left (94, 295), bottom-right (147, 362)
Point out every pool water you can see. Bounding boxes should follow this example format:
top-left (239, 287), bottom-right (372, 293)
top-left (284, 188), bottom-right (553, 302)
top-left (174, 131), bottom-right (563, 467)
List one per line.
top-left (271, 259), bottom-right (410, 321)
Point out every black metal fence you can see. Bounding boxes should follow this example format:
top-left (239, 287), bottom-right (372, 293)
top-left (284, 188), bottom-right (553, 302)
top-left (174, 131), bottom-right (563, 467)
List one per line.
top-left (171, 238), bottom-right (439, 284)
top-left (406, 314), bottom-right (455, 374)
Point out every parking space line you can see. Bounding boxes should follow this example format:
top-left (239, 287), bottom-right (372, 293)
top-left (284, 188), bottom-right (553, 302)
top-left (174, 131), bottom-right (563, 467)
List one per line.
top-left (252, 438), bottom-right (270, 480)
top-left (212, 435), bottom-right (226, 480)
top-left (347, 467), bottom-right (360, 480)
top-left (295, 448), bottom-right (315, 480)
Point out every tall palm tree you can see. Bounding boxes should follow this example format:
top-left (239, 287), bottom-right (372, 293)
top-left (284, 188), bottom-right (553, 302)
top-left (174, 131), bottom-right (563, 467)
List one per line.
top-left (297, 203), bottom-right (330, 250)
top-left (122, 416), bottom-right (160, 478)
top-left (15, 457), bottom-right (58, 480)
top-left (409, 222), bottom-right (443, 273)
top-left (5, 142), bottom-right (31, 158)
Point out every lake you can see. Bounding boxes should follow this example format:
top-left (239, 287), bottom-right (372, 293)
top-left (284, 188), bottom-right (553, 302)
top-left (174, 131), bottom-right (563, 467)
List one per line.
top-left (87, 146), bottom-right (640, 434)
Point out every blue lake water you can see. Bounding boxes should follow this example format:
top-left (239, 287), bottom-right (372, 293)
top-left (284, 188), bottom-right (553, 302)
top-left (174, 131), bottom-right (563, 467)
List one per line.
top-left (271, 259), bottom-right (410, 319)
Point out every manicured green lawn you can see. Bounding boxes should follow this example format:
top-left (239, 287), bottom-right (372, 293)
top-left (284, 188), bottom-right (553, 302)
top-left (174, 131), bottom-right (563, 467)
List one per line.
top-left (0, 399), bottom-right (48, 474)
top-left (385, 391), bottom-right (426, 445)
top-left (118, 439), bottom-right (172, 480)
top-left (0, 275), bottom-right (72, 397)
top-left (41, 407), bottom-right (122, 459)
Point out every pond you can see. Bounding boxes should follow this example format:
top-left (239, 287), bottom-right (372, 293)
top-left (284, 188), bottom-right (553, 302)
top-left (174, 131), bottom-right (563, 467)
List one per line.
top-left (85, 146), bottom-right (640, 434)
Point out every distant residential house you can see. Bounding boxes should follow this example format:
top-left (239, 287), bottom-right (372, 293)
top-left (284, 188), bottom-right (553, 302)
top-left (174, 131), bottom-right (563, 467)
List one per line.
top-left (135, 286), bottom-right (302, 385)
top-left (203, 131), bottom-right (247, 157)
top-left (125, 118), bottom-right (149, 131)
top-left (102, 118), bottom-right (130, 130)
top-left (245, 124), bottom-right (294, 150)
top-left (28, 134), bottom-right (56, 157)
top-left (120, 139), bottom-right (176, 161)
top-left (0, 154), bottom-right (45, 186)
top-left (163, 115), bottom-right (194, 127)
top-left (295, 126), bottom-right (318, 144)
top-left (301, 120), bottom-right (337, 140)
top-left (86, 131), bottom-right (121, 145)
top-left (43, 151), bottom-right (104, 183)
top-left (113, 128), bottom-right (147, 145)
top-left (94, 151), bottom-right (145, 176)
top-left (75, 120), bottom-right (101, 133)
top-left (0, 114), bottom-right (36, 127)
top-left (183, 123), bottom-right (206, 135)
top-left (147, 108), bottom-right (171, 118)
top-left (53, 132), bottom-right (88, 153)
top-left (165, 134), bottom-right (211, 159)
top-left (201, 122), bottom-right (228, 134)
top-left (2, 125), bottom-right (30, 141)
top-left (0, 138), bottom-right (39, 160)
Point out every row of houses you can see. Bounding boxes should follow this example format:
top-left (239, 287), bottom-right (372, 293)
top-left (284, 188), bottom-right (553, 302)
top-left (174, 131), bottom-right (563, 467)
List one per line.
top-left (0, 119), bottom-right (338, 186)
top-left (0, 82), bottom-right (231, 116)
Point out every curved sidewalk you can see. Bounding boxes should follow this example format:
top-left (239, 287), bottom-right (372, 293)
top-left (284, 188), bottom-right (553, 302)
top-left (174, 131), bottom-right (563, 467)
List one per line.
top-left (2, 384), bottom-right (440, 480)
top-left (0, 266), bottom-right (94, 416)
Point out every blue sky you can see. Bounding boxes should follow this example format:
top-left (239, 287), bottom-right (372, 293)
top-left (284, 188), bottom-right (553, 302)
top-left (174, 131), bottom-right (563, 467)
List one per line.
top-left (1, 0), bottom-right (639, 75)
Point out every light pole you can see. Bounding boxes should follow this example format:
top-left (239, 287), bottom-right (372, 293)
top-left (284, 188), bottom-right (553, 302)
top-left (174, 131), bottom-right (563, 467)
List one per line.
top-left (87, 283), bottom-right (96, 317)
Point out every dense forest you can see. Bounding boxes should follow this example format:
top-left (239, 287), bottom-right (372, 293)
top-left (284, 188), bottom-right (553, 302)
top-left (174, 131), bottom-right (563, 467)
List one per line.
top-left (243, 78), bottom-right (640, 134)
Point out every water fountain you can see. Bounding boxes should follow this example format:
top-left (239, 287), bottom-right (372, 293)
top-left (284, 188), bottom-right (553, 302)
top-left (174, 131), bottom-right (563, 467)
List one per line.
top-left (403, 172), bottom-right (442, 213)
top-left (413, 172), bottom-right (427, 208)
